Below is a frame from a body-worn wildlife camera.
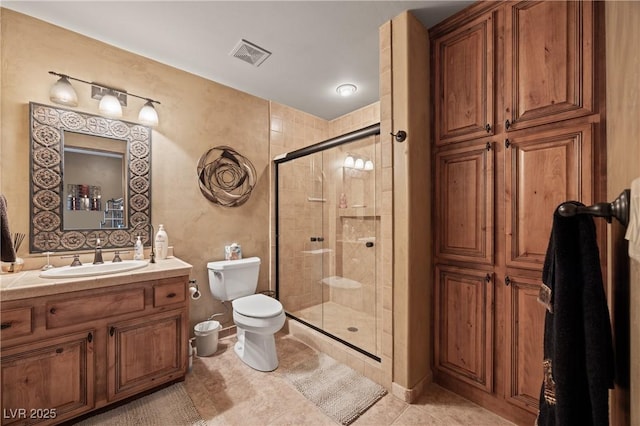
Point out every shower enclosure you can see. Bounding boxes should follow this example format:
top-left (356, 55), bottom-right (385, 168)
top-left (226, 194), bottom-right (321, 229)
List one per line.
top-left (275, 124), bottom-right (382, 360)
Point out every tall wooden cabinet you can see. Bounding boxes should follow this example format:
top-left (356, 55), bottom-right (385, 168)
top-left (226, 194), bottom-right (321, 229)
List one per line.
top-left (430, 1), bottom-right (604, 424)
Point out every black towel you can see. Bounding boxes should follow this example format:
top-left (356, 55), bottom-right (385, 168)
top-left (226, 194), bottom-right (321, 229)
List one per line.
top-left (536, 202), bottom-right (614, 426)
top-left (1, 194), bottom-right (16, 262)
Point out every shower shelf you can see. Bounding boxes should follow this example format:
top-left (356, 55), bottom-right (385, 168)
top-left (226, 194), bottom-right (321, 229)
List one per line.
top-left (338, 207), bottom-right (378, 217)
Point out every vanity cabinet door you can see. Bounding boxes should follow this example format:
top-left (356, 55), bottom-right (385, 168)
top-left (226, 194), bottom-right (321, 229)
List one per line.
top-left (107, 309), bottom-right (187, 402)
top-left (1, 330), bottom-right (95, 425)
top-left (434, 9), bottom-right (495, 145)
top-left (434, 264), bottom-right (494, 393)
top-left (503, 0), bottom-right (594, 132)
top-left (434, 142), bottom-right (494, 265)
top-left (504, 123), bottom-right (593, 270)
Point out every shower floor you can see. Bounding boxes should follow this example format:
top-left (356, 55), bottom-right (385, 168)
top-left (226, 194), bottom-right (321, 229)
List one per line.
top-left (291, 301), bottom-right (378, 356)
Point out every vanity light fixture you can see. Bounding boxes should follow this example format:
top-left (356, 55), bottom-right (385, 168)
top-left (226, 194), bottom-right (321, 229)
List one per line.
top-left (336, 83), bottom-right (357, 97)
top-left (49, 75), bottom-right (78, 106)
top-left (364, 160), bottom-right (374, 171)
top-left (343, 154), bottom-right (355, 168)
top-left (98, 90), bottom-right (123, 118)
top-left (48, 71), bottom-right (161, 126)
top-left (343, 153), bottom-right (373, 171)
top-left (138, 100), bottom-right (159, 126)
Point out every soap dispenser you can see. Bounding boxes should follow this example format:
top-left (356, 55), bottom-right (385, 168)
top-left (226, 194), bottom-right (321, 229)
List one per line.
top-left (134, 235), bottom-right (144, 260)
top-left (155, 224), bottom-right (169, 260)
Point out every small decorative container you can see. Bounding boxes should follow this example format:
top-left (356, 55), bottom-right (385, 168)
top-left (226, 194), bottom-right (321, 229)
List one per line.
top-left (225, 243), bottom-right (242, 260)
top-left (1, 257), bottom-right (24, 273)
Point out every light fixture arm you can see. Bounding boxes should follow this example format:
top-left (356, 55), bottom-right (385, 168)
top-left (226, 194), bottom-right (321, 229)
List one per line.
top-left (48, 71), bottom-right (161, 105)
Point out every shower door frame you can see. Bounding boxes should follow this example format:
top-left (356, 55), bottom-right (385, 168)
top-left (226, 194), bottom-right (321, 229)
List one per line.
top-left (274, 123), bottom-right (381, 361)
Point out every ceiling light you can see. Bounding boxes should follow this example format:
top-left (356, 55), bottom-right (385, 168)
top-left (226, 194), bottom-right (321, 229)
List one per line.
top-left (336, 84), bottom-right (357, 97)
top-left (138, 100), bottom-right (159, 127)
top-left (49, 75), bottom-right (78, 106)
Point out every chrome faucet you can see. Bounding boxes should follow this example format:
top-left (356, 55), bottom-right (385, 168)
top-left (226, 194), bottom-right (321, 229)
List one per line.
top-left (93, 238), bottom-right (104, 264)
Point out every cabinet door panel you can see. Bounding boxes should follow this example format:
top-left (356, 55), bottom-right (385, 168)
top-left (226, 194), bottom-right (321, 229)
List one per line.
top-left (434, 264), bottom-right (493, 392)
top-left (107, 309), bottom-right (185, 402)
top-left (504, 1), bottom-right (593, 131)
top-left (504, 274), bottom-right (546, 414)
top-left (505, 124), bottom-right (593, 270)
top-left (435, 11), bottom-right (494, 145)
top-left (435, 143), bottom-right (494, 265)
top-left (1, 331), bottom-right (94, 425)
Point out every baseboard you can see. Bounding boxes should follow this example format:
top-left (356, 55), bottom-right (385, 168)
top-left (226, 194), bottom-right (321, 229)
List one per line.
top-left (392, 372), bottom-right (433, 403)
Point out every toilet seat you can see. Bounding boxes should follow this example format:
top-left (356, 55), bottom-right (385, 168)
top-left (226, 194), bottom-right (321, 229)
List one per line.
top-left (232, 293), bottom-right (283, 318)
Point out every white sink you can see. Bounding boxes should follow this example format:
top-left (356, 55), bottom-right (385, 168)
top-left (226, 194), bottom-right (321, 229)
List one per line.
top-left (40, 260), bottom-right (148, 279)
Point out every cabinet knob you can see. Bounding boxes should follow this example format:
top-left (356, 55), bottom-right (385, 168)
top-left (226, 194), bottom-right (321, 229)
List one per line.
top-left (505, 139), bottom-right (511, 149)
top-left (485, 123), bottom-right (492, 133)
top-left (49, 307), bottom-right (57, 315)
top-left (1, 322), bottom-right (12, 330)
top-left (109, 326), bottom-right (115, 337)
top-left (167, 293), bottom-right (176, 298)
top-left (485, 273), bottom-right (491, 283)
top-left (55, 348), bottom-right (64, 354)
top-left (88, 332), bottom-right (93, 343)
top-left (505, 276), bottom-right (511, 286)
top-left (365, 241), bottom-right (374, 248)
top-left (505, 119), bottom-right (512, 130)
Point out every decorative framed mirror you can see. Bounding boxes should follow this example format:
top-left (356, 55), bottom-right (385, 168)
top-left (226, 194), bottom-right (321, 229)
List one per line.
top-left (29, 102), bottom-right (152, 253)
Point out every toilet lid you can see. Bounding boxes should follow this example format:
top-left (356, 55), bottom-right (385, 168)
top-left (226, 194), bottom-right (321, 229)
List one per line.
top-left (232, 294), bottom-right (283, 318)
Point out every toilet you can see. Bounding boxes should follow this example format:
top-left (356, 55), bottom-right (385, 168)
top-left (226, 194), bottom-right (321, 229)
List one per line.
top-left (207, 257), bottom-right (285, 371)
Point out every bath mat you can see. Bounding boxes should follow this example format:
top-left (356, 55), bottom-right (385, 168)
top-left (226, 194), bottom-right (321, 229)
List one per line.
top-left (74, 383), bottom-right (205, 426)
top-left (282, 352), bottom-right (387, 425)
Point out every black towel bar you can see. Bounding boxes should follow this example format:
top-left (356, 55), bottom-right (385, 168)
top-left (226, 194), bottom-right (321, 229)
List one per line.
top-left (557, 189), bottom-right (631, 227)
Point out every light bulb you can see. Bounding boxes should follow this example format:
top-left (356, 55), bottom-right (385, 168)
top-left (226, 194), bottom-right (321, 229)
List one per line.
top-left (98, 92), bottom-right (123, 118)
top-left (50, 76), bottom-right (78, 106)
top-left (354, 158), bottom-right (364, 169)
top-left (343, 155), bottom-right (355, 168)
top-left (138, 101), bottom-right (159, 126)
top-left (364, 160), bottom-right (374, 171)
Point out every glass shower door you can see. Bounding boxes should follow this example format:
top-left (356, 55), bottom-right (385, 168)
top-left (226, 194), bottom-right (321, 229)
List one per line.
top-left (277, 151), bottom-right (325, 330)
top-left (276, 131), bottom-right (381, 359)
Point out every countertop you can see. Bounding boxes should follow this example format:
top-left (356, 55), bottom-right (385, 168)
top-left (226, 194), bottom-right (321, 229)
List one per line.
top-left (0, 256), bottom-right (193, 302)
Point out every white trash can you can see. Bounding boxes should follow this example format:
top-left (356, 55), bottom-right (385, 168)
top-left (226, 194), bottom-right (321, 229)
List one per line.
top-left (194, 320), bottom-right (221, 356)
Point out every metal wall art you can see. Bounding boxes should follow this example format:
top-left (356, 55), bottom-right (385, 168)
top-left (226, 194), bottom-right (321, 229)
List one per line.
top-left (197, 146), bottom-right (256, 207)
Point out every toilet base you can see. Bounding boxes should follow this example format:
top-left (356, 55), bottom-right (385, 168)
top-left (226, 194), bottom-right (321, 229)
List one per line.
top-left (234, 329), bottom-right (279, 372)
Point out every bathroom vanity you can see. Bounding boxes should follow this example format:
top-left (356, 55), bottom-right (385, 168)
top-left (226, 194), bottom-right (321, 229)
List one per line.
top-left (0, 257), bottom-right (192, 425)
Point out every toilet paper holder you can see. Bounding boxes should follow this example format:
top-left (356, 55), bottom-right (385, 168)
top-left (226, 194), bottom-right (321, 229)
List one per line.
top-left (189, 279), bottom-right (201, 300)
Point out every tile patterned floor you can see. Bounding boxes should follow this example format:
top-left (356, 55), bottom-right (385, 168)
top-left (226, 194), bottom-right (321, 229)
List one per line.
top-left (184, 332), bottom-right (515, 425)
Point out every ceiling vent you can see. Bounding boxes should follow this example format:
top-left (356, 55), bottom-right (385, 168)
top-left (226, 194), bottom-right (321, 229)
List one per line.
top-left (230, 39), bottom-right (271, 67)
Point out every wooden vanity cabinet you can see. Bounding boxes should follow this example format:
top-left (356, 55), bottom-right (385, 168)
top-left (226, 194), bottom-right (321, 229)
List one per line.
top-left (1, 331), bottom-right (95, 426)
top-left (0, 275), bottom-right (189, 426)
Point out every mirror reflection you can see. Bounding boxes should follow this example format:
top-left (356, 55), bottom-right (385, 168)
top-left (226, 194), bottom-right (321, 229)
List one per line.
top-left (29, 102), bottom-right (152, 253)
top-left (63, 132), bottom-right (127, 230)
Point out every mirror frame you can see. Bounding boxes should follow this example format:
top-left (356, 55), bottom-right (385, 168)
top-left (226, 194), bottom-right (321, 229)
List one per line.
top-left (29, 102), bottom-right (152, 253)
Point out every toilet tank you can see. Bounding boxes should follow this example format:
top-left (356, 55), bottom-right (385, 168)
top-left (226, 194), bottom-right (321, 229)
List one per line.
top-left (207, 257), bottom-right (260, 301)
